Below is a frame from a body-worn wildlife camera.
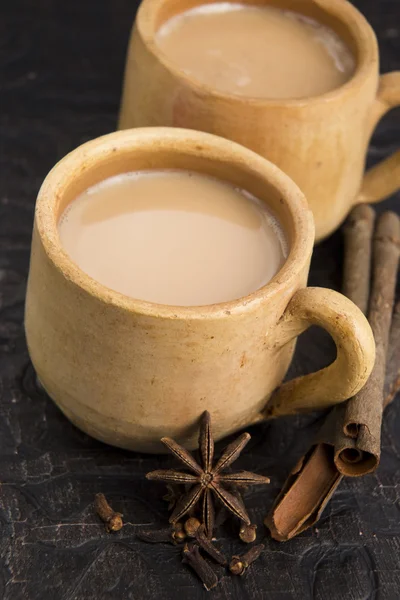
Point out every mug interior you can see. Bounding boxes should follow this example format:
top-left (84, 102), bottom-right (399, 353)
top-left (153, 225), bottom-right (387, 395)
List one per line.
top-left (140, 0), bottom-right (377, 103)
top-left (36, 128), bottom-right (314, 313)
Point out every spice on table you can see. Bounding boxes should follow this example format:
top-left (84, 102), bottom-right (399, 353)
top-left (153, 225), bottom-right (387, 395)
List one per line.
top-left (136, 527), bottom-right (174, 544)
top-left (184, 516), bottom-right (201, 537)
top-left (265, 206), bottom-right (400, 541)
top-left (173, 521), bottom-right (187, 542)
top-left (195, 525), bottom-right (227, 566)
top-left (336, 210), bottom-right (400, 475)
top-left (239, 523), bottom-right (257, 543)
top-left (384, 302), bottom-right (400, 405)
top-left (136, 522), bottom-right (187, 544)
top-left (94, 493), bottom-right (123, 533)
top-left (229, 544), bottom-right (265, 576)
top-left (182, 543), bottom-right (219, 591)
top-left (264, 444), bottom-right (341, 541)
top-left (342, 204), bottom-right (375, 314)
top-left (146, 411), bottom-right (270, 537)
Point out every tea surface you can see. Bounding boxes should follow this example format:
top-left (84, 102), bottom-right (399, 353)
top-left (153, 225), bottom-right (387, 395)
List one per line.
top-left (156, 3), bottom-right (355, 98)
top-left (59, 170), bottom-right (287, 306)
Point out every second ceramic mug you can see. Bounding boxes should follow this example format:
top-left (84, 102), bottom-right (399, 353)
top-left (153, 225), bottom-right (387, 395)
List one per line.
top-left (119, 0), bottom-right (400, 242)
top-left (25, 128), bottom-right (375, 452)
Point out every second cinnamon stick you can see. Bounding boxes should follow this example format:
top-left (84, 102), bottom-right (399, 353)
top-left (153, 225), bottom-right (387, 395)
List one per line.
top-left (335, 211), bottom-right (400, 475)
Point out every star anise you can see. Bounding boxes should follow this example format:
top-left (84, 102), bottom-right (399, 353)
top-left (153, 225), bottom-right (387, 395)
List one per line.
top-left (146, 411), bottom-right (270, 536)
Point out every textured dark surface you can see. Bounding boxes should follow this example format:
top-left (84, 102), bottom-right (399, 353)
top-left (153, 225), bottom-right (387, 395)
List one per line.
top-left (0, 1), bottom-right (400, 598)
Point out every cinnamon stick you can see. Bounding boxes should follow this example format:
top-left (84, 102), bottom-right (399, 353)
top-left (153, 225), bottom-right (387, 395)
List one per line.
top-left (342, 204), bottom-right (375, 313)
top-left (384, 301), bottom-right (400, 406)
top-left (335, 211), bottom-right (400, 475)
top-left (265, 207), bottom-right (400, 541)
top-left (264, 445), bottom-right (342, 541)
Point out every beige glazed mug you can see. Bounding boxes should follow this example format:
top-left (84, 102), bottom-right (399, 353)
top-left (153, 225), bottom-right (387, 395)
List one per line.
top-left (119, 0), bottom-right (400, 241)
top-left (25, 128), bottom-right (375, 453)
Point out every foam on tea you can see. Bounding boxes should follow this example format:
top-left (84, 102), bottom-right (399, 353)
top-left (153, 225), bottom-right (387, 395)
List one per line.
top-left (156, 3), bottom-right (355, 99)
top-left (58, 170), bottom-right (287, 306)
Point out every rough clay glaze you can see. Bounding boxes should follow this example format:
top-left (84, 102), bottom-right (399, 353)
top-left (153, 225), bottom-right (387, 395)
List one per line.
top-left (25, 128), bottom-right (375, 452)
top-left (118, 0), bottom-right (400, 242)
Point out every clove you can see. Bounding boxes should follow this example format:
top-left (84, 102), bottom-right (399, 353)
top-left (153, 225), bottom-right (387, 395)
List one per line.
top-left (136, 522), bottom-right (186, 544)
top-left (239, 523), bottom-right (257, 544)
top-left (182, 543), bottom-right (219, 591)
top-left (229, 544), bottom-right (265, 576)
top-left (184, 517), bottom-right (201, 537)
top-left (195, 525), bottom-right (227, 566)
top-left (94, 493), bottom-right (123, 533)
top-left (173, 522), bottom-right (187, 543)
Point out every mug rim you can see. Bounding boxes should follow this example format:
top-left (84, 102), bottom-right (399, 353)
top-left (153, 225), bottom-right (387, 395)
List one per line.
top-left (34, 127), bottom-right (314, 319)
top-left (136, 0), bottom-right (378, 106)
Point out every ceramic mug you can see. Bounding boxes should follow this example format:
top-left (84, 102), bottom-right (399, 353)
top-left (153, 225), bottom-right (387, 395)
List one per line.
top-left (25, 128), bottom-right (375, 453)
top-left (118, 0), bottom-right (400, 242)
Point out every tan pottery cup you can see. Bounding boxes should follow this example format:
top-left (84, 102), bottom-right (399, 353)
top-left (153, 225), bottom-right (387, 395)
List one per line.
top-left (118, 0), bottom-right (400, 242)
top-left (25, 128), bottom-right (375, 453)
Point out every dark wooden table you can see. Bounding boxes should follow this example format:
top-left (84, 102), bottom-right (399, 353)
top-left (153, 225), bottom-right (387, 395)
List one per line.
top-left (0, 1), bottom-right (399, 598)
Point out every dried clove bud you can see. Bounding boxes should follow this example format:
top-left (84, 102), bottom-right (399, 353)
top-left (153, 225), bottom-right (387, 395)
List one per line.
top-left (137, 522), bottom-right (186, 545)
top-left (94, 493), bottom-right (123, 533)
top-left (172, 522), bottom-right (187, 543)
top-left (136, 527), bottom-right (175, 544)
top-left (239, 523), bottom-right (257, 543)
top-left (184, 517), bottom-right (201, 537)
top-left (229, 544), bottom-right (265, 576)
top-left (182, 543), bottom-right (219, 591)
top-left (195, 525), bottom-right (227, 566)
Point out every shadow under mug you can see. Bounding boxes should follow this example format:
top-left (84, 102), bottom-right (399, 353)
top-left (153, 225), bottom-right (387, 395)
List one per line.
top-left (25, 128), bottom-right (375, 453)
top-left (119, 0), bottom-right (400, 242)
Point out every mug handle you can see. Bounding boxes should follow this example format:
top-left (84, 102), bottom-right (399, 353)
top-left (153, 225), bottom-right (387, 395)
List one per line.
top-left (261, 287), bottom-right (375, 419)
top-left (356, 72), bottom-right (400, 205)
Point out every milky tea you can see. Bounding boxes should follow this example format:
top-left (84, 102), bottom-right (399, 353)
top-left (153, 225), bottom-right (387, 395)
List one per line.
top-left (156, 3), bottom-right (355, 99)
top-left (58, 170), bottom-right (287, 306)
